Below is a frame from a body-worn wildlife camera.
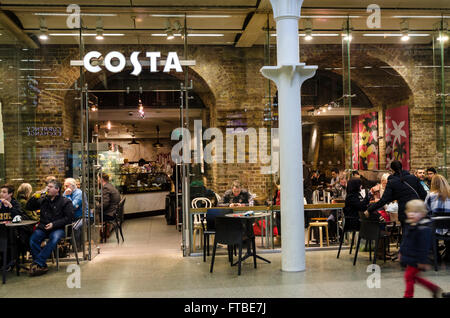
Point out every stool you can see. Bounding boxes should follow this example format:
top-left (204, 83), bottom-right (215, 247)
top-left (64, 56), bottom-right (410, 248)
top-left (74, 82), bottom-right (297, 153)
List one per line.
top-left (306, 221), bottom-right (329, 247)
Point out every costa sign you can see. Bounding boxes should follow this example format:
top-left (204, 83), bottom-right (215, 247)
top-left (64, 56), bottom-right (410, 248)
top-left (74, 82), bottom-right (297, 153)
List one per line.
top-left (83, 51), bottom-right (183, 75)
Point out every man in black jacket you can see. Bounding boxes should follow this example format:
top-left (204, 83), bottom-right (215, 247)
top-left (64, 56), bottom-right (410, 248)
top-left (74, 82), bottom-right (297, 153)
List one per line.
top-left (367, 161), bottom-right (427, 227)
top-left (0, 184), bottom-right (23, 221)
top-left (27, 180), bottom-right (73, 276)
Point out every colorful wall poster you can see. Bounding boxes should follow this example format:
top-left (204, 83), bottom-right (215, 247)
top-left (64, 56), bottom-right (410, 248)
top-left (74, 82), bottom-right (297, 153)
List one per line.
top-left (385, 105), bottom-right (410, 170)
top-left (351, 112), bottom-right (379, 170)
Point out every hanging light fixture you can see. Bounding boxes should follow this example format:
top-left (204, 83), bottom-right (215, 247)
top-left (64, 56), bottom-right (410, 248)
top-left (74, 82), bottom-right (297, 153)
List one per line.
top-left (39, 17), bottom-right (49, 40)
top-left (437, 24), bottom-right (449, 42)
top-left (106, 121), bottom-right (111, 130)
top-left (165, 19), bottom-right (175, 40)
top-left (304, 19), bottom-right (313, 41)
top-left (96, 17), bottom-right (104, 40)
top-left (153, 125), bottom-right (163, 148)
top-left (401, 20), bottom-right (410, 42)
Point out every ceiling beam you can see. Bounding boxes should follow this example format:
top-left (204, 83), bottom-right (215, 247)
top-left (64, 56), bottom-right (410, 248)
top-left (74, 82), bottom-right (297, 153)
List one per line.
top-left (0, 9), bottom-right (38, 48)
top-left (235, 0), bottom-right (271, 48)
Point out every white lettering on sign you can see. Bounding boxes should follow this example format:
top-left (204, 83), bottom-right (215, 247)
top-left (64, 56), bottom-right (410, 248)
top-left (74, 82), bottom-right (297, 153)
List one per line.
top-left (104, 51), bottom-right (126, 73)
top-left (83, 51), bottom-right (182, 75)
top-left (83, 51), bottom-right (102, 73)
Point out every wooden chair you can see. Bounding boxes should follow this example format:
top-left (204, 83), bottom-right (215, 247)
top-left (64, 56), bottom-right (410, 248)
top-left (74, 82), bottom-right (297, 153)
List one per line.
top-left (191, 197), bottom-right (212, 249)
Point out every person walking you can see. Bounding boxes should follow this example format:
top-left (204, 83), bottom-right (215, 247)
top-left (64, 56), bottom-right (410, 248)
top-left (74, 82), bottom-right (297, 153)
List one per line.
top-left (399, 200), bottom-right (444, 298)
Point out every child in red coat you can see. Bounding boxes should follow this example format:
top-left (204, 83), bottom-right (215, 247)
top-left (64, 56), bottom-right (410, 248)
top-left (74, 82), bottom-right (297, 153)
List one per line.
top-left (399, 200), bottom-right (443, 298)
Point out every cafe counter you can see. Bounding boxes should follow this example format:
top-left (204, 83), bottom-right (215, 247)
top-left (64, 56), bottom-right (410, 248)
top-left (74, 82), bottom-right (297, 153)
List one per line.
top-left (123, 191), bottom-right (170, 215)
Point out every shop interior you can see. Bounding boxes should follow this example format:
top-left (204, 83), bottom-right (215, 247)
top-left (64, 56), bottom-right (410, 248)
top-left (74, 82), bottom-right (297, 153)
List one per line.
top-left (0, 1), bottom-right (448, 261)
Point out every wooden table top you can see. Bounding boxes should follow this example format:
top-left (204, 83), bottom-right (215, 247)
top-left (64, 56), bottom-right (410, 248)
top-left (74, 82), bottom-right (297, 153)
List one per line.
top-left (190, 203), bottom-right (344, 213)
top-left (2, 220), bottom-right (38, 227)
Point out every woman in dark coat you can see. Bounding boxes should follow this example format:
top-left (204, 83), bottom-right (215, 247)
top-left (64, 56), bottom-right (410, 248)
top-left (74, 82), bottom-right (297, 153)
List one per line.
top-left (368, 160), bottom-right (427, 228)
top-left (343, 178), bottom-right (371, 229)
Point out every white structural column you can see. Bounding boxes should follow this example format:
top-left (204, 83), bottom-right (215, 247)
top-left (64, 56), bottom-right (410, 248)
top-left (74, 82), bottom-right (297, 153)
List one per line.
top-left (260, 0), bottom-right (317, 272)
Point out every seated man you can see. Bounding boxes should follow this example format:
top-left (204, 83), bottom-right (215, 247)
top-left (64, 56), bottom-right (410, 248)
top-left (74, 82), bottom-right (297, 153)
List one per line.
top-left (426, 167), bottom-right (437, 188)
top-left (27, 180), bottom-right (73, 276)
top-left (63, 178), bottom-right (89, 220)
top-left (98, 174), bottom-right (121, 223)
top-left (416, 169), bottom-right (430, 192)
top-left (0, 184), bottom-right (30, 268)
top-left (0, 184), bottom-right (23, 222)
top-left (222, 180), bottom-right (253, 207)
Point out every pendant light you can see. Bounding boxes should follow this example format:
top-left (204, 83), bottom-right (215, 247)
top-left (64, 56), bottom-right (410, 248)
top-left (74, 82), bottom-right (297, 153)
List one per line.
top-left (153, 125), bottom-right (163, 148)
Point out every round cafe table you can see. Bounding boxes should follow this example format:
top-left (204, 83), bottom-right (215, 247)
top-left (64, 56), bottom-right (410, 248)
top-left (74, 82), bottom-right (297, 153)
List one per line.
top-left (4, 220), bottom-right (38, 277)
top-left (225, 212), bottom-right (272, 265)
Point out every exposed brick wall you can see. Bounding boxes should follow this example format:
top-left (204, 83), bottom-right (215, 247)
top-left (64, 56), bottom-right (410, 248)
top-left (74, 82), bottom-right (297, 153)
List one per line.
top-left (0, 43), bottom-right (448, 198)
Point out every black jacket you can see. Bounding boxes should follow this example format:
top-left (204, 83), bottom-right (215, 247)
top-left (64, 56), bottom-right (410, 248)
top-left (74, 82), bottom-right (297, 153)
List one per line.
top-left (343, 192), bottom-right (370, 230)
top-left (26, 194), bottom-right (73, 231)
top-left (368, 170), bottom-right (427, 222)
top-left (399, 219), bottom-right (432, 267)
top-left (0, 198), bottom-right (23, 221)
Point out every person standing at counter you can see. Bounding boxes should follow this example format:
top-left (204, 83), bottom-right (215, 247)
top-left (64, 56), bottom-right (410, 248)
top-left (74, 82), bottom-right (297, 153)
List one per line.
top-left (98, 174), bottom-right (121, 223)
top-left (222, 180), bottom-right (253, 207)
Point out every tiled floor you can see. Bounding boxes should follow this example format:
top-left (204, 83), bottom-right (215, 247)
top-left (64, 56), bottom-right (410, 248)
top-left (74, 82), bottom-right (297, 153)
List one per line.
top-left (1, 215), bottom-right (449, 298)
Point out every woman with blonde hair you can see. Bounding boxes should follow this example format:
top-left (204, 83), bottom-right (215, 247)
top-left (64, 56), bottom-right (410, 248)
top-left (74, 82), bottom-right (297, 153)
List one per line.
top-left (17, 183), bottom-right (39, 221)
top-left (425, 174), bottom-right (450, 261)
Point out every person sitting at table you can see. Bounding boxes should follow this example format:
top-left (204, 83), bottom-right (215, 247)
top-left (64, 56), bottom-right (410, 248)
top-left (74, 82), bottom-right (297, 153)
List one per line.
top-left (222, 180), bottom-right (253, 207)
top-left (97, 174), bottom-right (121, 238)
top-left (0, 184), bottom-right (23, 222)
top-left (329, 168), bottom-right (340, 187)
top-left (63, 178), bottom-right (92, 248)
top-left (17, 183), bottom-right (39, 221)
top-left (1, 184), bottom-right (29, 270)
top-left (343, 178), bottom-right (371, 231)
top-left (271, 179), bottom-right (281, 246)
top-left (63, 178), bottom-right (89, 220)
top-left (27, 180), bottom-right (73, 276)
top-left (369, 173), bottom-right (391, 222)
top-left (303, 164), bottom-right (313, 204)
top-left (311, 170), bottom-right (326, 187)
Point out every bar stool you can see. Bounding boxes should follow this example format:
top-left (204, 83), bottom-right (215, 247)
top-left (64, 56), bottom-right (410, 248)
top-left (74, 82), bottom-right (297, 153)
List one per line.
top-left (306, 218), bottom-right (329, 247)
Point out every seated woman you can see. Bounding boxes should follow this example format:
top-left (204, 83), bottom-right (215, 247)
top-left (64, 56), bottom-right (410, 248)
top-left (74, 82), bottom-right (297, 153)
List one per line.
top-left (370, 173), bottom-right (391, 222)
top-left (17, 183), bottom-right (40, 221)
top-left (425, 174), bottom-right (450, 261)
top-left (343, 178), bottom-right (371, 230)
